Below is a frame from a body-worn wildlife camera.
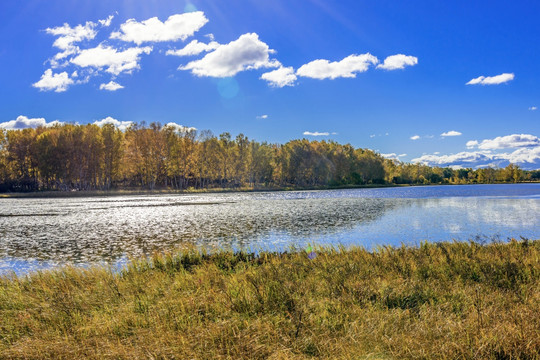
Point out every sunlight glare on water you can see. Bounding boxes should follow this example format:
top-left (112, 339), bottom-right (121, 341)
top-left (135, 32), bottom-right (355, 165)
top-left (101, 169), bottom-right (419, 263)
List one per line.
top-left (0, 184), bottom-right (539, 275)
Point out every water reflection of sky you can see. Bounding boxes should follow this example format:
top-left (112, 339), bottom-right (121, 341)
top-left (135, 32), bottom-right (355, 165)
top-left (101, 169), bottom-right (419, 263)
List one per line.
top-left (1, 184), bottom-right (539, 275)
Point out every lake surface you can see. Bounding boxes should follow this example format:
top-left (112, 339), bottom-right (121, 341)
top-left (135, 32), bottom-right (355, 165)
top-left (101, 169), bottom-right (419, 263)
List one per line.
top-left (1, 184), bottom-right (539, 275)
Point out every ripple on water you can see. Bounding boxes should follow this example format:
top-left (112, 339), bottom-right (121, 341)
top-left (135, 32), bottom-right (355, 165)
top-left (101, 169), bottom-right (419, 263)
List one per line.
top-left (1, 184), bottom-right (539, 275)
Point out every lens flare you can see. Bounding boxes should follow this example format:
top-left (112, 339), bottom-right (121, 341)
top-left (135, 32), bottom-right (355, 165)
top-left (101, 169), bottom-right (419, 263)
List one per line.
top-left (184, 2), bottom-right (198, 13)
top-left (217, 77), bottom-right (239, 99)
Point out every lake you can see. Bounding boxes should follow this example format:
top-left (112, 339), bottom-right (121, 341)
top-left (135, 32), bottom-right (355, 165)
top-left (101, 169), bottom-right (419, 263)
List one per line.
top-left (1, 184), bottom-right (539, 275)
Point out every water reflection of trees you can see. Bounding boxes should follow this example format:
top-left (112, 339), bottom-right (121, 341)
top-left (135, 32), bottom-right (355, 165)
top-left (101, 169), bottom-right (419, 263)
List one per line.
top-left (421, 198), bottom-right (540, 228)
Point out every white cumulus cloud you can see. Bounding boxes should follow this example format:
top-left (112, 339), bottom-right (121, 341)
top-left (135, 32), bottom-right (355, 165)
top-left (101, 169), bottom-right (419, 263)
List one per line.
top-left (260, 66), bottom-right (297, 87)
top-left (466, 140), bottom-right (479, 149)
top-left (0, 115), bottom-right (63, 130)
top-left (296, 53), bottom-right (378, 80)
top-left (166, 39), bottom-right (220, 57)
top-left (180, 33), bottom-right (280, 77)
top-left (99, 81), bottom-right (124, 91)
top-left (71, 45), bottom-right (152, 75)
top-left (32, 69), bottom-right (74, 92)
top-left (45, 16), bottom-right (115, 68)
top-left (441, 130), bottom-right (462, 137)
top-left (466, 73), bottom-right (514, 85)
top-left (468, 134), bottom-right (539, 150)
top-left (410, 135), bottom-right (420, 140)
top-left (99, 15), bottom-right (114, 27)
top-left (164, 122), bottom-right (197, 133)
top-left (413, 134), bottom-right (540, 170)
top-left (303, 131), bottom-right (330, 136)
top-left (93, 117), bottom-right (132, 131)
top-left (256, 115), bottom-right (268, 119)
top-left (45, 21), bottom-right (98, 51)
top-left (376, 54), bottom-right (418, 70)
top-left (412, 151), bottom-right (495, 167)
top-left (503, 146), bottom-right (540, 164)
top-left (110, 12), bottom-right (208, 44)
top-left (412, 147), bottom-right (540, 170)
top-left (381, 153), bottom-right (407, 161)
top-left (529, 106), bottom-right (537, 111)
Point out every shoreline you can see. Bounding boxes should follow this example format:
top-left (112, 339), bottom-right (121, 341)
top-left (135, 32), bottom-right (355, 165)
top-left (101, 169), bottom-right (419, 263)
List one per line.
top-left (0, 183), bottom-right (406, 199)
top-left (1, 181), bottom-right (537, 199)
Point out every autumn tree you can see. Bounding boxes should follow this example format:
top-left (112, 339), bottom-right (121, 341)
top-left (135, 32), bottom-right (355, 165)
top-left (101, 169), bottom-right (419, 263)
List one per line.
top-left (0, 122), bottom-right (536, 192)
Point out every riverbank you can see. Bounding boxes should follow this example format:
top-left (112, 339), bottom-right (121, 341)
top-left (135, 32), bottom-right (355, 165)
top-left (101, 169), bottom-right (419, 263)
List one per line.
top-left (0, 183), bottom-right (404, 199)
top-left (1, 181), bottom-right (536, 199)
top-left (1, 240), bottom-right (538, 359)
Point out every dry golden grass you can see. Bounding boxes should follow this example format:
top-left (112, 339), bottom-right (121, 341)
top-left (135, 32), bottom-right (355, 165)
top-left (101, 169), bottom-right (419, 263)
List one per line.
top-left (1, 239), bottom-right (539, 359)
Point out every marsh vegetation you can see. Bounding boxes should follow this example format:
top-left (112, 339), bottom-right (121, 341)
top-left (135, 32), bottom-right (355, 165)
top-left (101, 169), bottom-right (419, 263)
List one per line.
top-left (1, 240), bottom-right (538, 359)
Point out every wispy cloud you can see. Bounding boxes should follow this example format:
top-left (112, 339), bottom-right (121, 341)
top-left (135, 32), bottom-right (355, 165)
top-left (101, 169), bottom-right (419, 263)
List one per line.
top-left (441, 130), bottom-right (462, 137)
top-left (529, 106), bottom-right (537, 111)
top-left (303, 131), bottom-right (330, 136)
top-left (256, 114), bottom-right (268, 119)
top-left (466, 73), bottom-right (514, 85)
top-left (410, 135), bottom-right (420, 140)
top-left (166, 39), bottom-right (220, 57)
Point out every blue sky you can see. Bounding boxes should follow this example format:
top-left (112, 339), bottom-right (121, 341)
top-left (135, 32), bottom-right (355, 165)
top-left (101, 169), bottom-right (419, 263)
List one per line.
top-left (0, 0), bottom-right (539, 169)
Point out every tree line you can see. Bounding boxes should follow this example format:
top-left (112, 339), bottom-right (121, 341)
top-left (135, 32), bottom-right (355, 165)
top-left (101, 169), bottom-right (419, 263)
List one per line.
top-left (0, 123), bottom-right (538, 192)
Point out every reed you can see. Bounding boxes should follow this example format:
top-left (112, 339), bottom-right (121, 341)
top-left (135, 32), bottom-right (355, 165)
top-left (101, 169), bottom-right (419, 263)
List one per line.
top-left (1, 239), bottom-right (538, 359)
